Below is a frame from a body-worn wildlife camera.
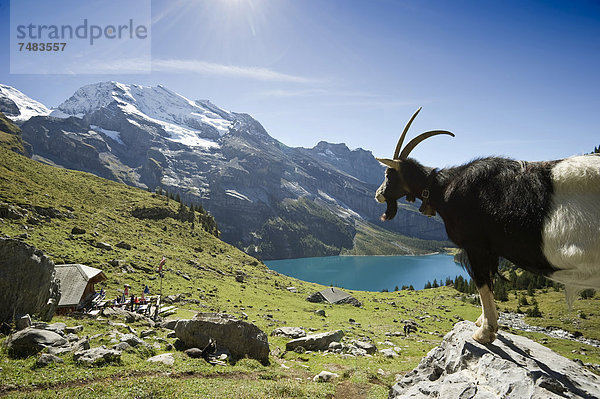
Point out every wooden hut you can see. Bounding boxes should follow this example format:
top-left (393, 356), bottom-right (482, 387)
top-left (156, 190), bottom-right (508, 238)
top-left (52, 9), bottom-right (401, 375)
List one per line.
top-left (54, 264), bottom-right (106, 313)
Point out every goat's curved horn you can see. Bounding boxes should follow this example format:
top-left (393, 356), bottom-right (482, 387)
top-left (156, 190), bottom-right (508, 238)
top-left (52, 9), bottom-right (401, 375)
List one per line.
top-left (399, 130), bottom-right (455, 160)
top-left (393, 107), bottom-right (422, 159)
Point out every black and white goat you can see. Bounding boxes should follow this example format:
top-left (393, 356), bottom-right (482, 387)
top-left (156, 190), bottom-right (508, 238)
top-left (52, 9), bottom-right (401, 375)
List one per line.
top-left (375, 108), bottom-right (600, 344)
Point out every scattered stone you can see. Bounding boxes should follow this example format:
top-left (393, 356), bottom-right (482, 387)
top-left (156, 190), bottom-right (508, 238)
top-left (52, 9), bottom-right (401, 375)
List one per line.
top-left (328, 341), bottom-right (342, 352)
top-left (73, 347), bottom-right (121, 365)
top-left (140, 329), bottom-right (156, 338)
top-left (389, 321), bottom-right (600, 399)
top-left (161, 320), bottom-right (179, 330)
top-left (286, 330), bottom-right (344, 352)
top-left (36, 353), bottom-right (64, 368)
top-left (7, 328), bottom-right (67, 358)
top-left (380, 348), bottom-right (399, 358)
top-left (351, 340), bottom-right (377, 355)
top-left (120, 334), bottom-right (145, 347)
top-left (95, 242), bottom-right (113, 251)
top-left (113, 342), bottom-right (132, 352)
top-left (65, 325), bottom-right (84, 334)
top-left (313, 371), bottom-right (339, 382)
top-left (271, 327), bottom-right (306, 339)
top-left (182, 274), bottom-right (191, 281)
top-left (0, 239), bottom-right (61, 324)
top-left (315, 309), bottom-right (326, 317)
top-left (286, 287), bottom-right (297, 293)
top-left (116, 241), bottom-right (132, 250)
top-left (16, 314), bottom-right (32, 331)
top-left (71, 227), bottom-right (86, 235)
top-left (108, 259), bottom-right (124, 267)
top-left (147, 353), bottom-right (174, 366)
top-left (175, 313), bottom-right (270, 364)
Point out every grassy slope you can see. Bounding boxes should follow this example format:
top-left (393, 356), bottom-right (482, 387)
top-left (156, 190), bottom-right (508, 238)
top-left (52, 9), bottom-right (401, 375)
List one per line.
top-left (0, 144), bottom-right (598, 397)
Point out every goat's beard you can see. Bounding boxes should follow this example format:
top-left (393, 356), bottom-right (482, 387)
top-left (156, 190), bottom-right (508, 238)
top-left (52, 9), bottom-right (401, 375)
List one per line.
top-left (380, 199), bottom-right (398, 221)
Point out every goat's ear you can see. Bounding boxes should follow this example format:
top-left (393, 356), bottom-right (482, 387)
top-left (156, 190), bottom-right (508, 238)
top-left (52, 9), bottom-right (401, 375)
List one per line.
top-left (376, 158), bottom-right (401, 170)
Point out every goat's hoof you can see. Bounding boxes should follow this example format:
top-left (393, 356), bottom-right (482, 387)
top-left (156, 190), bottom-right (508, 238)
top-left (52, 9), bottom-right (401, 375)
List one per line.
top-left (472, 327), bottom-right (496, 344)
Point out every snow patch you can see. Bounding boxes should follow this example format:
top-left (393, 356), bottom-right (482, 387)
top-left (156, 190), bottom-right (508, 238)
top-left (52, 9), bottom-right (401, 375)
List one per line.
top-left (0, 84), bottom-right (50, 121)
top-left (91, 125), bottom-right (124, 145)
top-left (225, 190), bottom-right (252, 202)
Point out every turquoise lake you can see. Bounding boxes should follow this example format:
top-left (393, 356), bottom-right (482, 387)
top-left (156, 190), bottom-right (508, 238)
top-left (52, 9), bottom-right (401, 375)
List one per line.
top-left (265, 254), bottom-right (470, 292)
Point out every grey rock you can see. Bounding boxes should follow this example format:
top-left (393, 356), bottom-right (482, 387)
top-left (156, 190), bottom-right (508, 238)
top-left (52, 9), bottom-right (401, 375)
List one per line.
top-left (0, 238), bottom-right (61, 324)
top-left (36, 353), bottom-right (64, 367)
top-left (120, 333), bottom-right (145, 347)
top-left (116, 241), bottom-right (131, 250)
top-left (389, 321), bottom-right (600, 399)
top-left (175, 313), bottom-right (270, 364)
top-left (271, 327), bottom-right (306, 339)
top-left (73, 347), bottom-right (121, 365)
top-left (140, 329), bottom-right (156, 338)
top-left (45, 322), bottom-right (67, 335)
top-left (286, 330), bottom-right (344, 352)
top-left (113, 342), bottom-right (132, 352)
top-left (313, 371), bottom-right (339, 382)
top-left (7, 328), bottom-right (68, 358)
top-left (65, 325), bottom-right (84, 334)
top-left (147, 353), bottom-right (174, 366)
top-left (380, 348), bottom-right (399, 358)
top-left (328, 341), bottom-right (342, 352)
top-left (352, 339), bottom-right (377, 355)
top-left (161, 319), bottom-right (179, 330)
top-left (16, 314), bottom-right (32, 330)
top-left (95, 242), bottom-right (113, 251)
top-left (71, 227), bottom-right (86, 234)
top-left (315, 309), bottom-right (326, 317)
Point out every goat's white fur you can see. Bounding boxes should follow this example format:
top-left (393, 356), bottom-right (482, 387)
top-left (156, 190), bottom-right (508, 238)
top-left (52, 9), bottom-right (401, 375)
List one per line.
top-left (543, 155), bottom-right (600, 292)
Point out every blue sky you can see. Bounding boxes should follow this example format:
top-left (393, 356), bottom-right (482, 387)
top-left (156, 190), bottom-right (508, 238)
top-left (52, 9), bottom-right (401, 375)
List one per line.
top-left (0, 0), bottom-right (599, 167)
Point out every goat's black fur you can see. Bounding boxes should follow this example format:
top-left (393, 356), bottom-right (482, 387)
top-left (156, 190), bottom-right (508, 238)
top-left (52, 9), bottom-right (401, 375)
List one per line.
top-left (379, 157), bottom-right (560, 289)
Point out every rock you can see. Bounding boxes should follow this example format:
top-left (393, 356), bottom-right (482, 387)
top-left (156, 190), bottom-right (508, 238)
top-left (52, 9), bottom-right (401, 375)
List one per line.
top-left (351, 340), bottom-right (377, 355)
top-left (380, 348), bottom-right (399, 358)
top-left (161, 320), bottom-right (179, 330)
top-left (45, 322), bottom-right (67, 335)
top-left (16, 314), bottom-right (32, 330)
top-left (95, 242), bottom-right (113, 251)
top-left (315, 309), bottom-right (326, 317)
top-left (389, 321), bottom-right (600, 399)
top-left (328, 341), bottom-right (342, 352)
top-left (65, 325), bottom-right (84, 334)
top-left (71, 227), bottom-right (86, 234)
top-left (116, 241), bottom-right (131, 250)
top-left (120, 334), bottom-right (145, 347)
top-left (174, 313), bottom-right (270, 364)
top-left (36, 353), bottom-right (64, 367)
top-left (271, 327), bottom-right (307, 339)
top-left (286, 287), bottom-right (297, 293)
top-left (108, 259), bottom-right (124, 267)
top-left (73, 347), bottom-right (121, 365)
top-left (7, 328), bottom-right (67, 358)
top-left (286, 330), bottom-right (344, 352)
top-left (113, 342), bottom-right (131, 352)
top-left (140, 329), bottom-right (156, 338)
top-left (0, 203), bottom-right (26, 219)
top-left (147, 353), bottom-right (174, 366)
top-left (313, 371), bottom-right (339, 382)
top-left (0, 238), bottom-right (61, 324)
top-left (184, 347), bottom-right (204, 358)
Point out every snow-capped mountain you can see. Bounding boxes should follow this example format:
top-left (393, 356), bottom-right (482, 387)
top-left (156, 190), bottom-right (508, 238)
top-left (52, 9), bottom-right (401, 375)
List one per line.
top-left (0, 84), bottom-right (50, 122)
top-left (1, 82), bottom-right (448, 259)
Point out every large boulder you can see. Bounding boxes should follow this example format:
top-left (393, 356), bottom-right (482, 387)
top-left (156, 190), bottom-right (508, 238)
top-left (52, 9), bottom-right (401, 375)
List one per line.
top-left (286, 330), bottom-right (344, 352)
top-left (6, 328), bottom-right (67, 358)
top-left (389, 321), bottom-right (600, 399)
top-left (0, 238), bottom-right (61, 324)
top-left (174, 313), bottom-right (270, 364)
top-left (73, 347), bottom-right (121, 365)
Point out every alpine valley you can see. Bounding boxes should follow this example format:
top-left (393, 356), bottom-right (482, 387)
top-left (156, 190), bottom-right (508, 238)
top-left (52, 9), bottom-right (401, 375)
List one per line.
top-left (0, 82), bottom-right (449, 259)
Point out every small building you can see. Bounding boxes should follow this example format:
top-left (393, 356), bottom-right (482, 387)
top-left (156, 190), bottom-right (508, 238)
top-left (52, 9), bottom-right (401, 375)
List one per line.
top-left (306, 287), bottom-right (362, 307)
top-left (54, 264), bottom-right (107, 312)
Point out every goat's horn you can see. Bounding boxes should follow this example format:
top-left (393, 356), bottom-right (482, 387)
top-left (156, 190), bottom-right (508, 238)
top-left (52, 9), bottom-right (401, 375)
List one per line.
top-left (399, 130), bottom-right (455, 160)
top-left (393, 107), bottom-right (422, 159)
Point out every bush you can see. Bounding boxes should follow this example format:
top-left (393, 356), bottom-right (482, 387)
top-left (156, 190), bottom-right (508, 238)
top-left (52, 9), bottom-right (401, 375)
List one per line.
top-left (526, 304), bottom-right (542, 317)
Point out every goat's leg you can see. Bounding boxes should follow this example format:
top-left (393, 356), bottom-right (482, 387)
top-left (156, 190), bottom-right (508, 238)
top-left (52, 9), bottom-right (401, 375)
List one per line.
top-left (472, 284), bottom-right (498, 344)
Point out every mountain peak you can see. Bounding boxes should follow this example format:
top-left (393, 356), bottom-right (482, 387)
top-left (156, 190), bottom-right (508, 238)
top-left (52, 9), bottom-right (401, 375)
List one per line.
top-left (0, 84), bottom-right (50, 122)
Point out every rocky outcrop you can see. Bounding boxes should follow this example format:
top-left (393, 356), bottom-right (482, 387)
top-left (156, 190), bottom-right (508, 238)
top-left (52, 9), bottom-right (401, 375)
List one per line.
top-left (271, 327), bottom-right (307, 339)
top-left (286, 330), bottom-right (344, 352)
top-left (6, 328), bottom-right (67, 358)
top-left (73, 347), bottom-right (122, 365)
top-left (0, 238), bottom-right (60, 324)
top-left (174, 313), bottom-right (270, 364)
top-left (389, 321), bottom-right (600, 399)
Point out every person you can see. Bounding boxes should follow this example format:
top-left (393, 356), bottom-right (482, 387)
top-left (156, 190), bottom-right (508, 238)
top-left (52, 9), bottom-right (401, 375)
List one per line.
top-left (130, 294), bottom-right (135, 311)
top-left (144, 285), bottom-right (150, 295)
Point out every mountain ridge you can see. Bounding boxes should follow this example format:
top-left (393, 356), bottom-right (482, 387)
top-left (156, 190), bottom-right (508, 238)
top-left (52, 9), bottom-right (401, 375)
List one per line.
top-left (0, 82), bottom-right (450, 259)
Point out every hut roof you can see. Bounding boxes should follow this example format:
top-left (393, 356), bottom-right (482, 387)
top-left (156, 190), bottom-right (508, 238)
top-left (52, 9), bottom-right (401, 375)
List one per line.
top-left (318, 287), bottom-right (352, 303)
top-left (54, 264), bottom-right (106, 307)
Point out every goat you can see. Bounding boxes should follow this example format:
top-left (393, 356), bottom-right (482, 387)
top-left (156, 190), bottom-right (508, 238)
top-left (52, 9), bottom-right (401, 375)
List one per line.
top-left (375, 108), bottom-right (600, 344)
